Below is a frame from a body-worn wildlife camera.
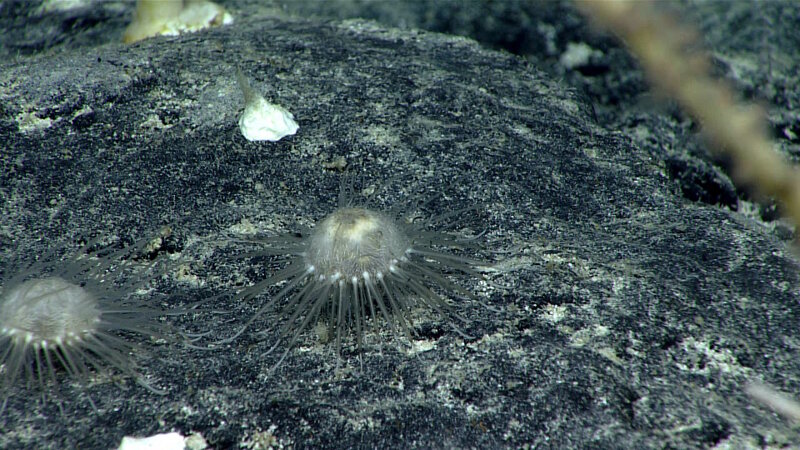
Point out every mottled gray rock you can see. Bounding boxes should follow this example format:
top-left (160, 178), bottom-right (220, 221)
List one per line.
top-left (1, 1), bottom-right (799, 449)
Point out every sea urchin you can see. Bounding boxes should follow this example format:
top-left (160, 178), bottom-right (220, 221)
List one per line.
top-left (0, 233), bottom-right (174, 415)
top-left (214, 187), bottom-right (488, 368)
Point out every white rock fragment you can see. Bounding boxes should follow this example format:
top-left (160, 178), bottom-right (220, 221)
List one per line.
top-left (117, 432), bottom-right (187, 450)
top-left (559, 42), bottom-right (600, 70)
top-left (184, 433), bottom-right (210, 450)
top-left (15, 110), bottom-right (53, 133)
top-left (239, 98), bottom-right (299, 142)
top-left (237, 70), bottom-right (299, 142)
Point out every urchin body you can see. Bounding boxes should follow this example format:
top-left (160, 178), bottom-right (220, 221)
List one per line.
top-left (1, 277), bottom-right (100, 346)
top-left (224, 201), bottom-right (483, 364)
top-left (0, 236), bottom-right (171, 415)
top-left (303, 207), bottom-right (417, 346)
top-left (307, 207), bottom-right (409, 281)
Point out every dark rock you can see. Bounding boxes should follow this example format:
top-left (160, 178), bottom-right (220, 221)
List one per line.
top-left (2, 1), bottom-right (799, 449)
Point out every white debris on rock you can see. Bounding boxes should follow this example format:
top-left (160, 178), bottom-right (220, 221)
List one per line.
top-left (236, 70), bottom-right (299, 142)
top-left (117, 432), bottom-right (187, 450)
top-left (559, 41), bottom-right (600, 70)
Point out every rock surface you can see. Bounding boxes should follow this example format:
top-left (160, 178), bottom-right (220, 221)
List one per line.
top-left (1, 1), bottom-right (799, 449)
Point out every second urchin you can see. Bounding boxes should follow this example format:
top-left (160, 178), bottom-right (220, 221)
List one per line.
top-left (0, 233), bottom-right (176, 416)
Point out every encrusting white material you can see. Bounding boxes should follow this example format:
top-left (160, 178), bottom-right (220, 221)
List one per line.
top-left (236, 70), bottom-right (299, 142)
top-left (117, 432), bottom-right (187, 450)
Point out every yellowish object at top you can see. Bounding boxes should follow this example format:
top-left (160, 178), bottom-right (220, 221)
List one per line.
top-left (123, 0), bottom-right (233, 44)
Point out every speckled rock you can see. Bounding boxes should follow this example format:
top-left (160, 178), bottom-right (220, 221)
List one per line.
top-left (1, 1), bottom-right (799, 449)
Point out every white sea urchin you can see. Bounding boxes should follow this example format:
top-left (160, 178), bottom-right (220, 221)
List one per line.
top-left (0, 233), bottom-right (173, 415)
top-left (214, 185), bottom-right (488, 367)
